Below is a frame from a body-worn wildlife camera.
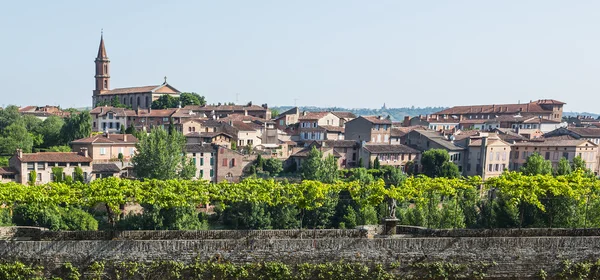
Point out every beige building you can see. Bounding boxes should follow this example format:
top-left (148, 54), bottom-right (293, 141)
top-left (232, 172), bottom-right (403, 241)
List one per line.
top-left (71, 134), bottom-right (138, 164)
top-left (274, 107), bottom-right (300, 129)
top-left (185, 143), bottom-right (245, 183)
top-left (8, 149), bottom-right (93, 184)
top-left (510, 139), bottom-right (598, 172)
top-left (289, 140), bottom-right (359, 169)
top-left (345, 116), bottom-right (392, 144)
top-left (545, 127), bottom-right (600, 175)
top-left (464, 134), bottom-right (511, 179)
top-left (360, 144), bottom-right (421, 171)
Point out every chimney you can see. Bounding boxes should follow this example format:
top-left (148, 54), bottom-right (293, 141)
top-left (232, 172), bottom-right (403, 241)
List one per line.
top-left (403, 116), bottom-right (410, 126)
top-left (16, 149), bottom-right (23, 158)
top-left (100, 107), bottom-right (104, 114)
top-left (123, 134), bottom-right (127, 142)
top-left (79, 147), bottom-right (89, 158)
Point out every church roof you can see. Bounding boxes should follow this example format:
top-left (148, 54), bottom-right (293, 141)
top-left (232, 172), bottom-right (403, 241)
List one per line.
top-left (97, 34), bottom-right (108, 59)
top-left (99, 83), bottom-right (180, 96)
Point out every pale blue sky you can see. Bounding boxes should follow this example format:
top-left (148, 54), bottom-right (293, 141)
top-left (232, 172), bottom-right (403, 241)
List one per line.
top-left (2, 1), bottom-right (600, 112)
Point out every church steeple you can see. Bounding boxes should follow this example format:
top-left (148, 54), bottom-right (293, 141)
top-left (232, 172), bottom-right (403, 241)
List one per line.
top-left (94, 31), bottom-right (110, 93)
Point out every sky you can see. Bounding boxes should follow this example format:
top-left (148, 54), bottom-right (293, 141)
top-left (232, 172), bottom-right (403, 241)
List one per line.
top-left (2, 1), bottom-right (600, 112)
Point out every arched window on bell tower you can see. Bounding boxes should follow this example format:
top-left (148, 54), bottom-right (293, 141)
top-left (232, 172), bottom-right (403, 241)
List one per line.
top-left (104, 80), bottom-right (107, 89)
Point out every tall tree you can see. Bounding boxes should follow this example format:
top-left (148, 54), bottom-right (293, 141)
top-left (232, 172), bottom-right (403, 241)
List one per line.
top-left (421, 149), bottom-right (451, 177)
top-left (179, 92), bottom-right (206, 107)
top-left (0, 120), bottom-right (35, 154)
top-left (373, 157), bottom-right (381, 169)
top-left (301, 146), bottom-right (322, 181)
top-left (270, 109), bottom-right (280, 118)
top-left (320, 154), bottom-right (339, 183)
top-left (520, 153), bottom-right (552, 175)
top-left (571, 155), bottom-right (587, 171)
top-left (132, 127), bottom-right (196, 180)
top-left (60, 111), bottom-right (92, 143)
top-left (263, 158), bottom-right (283, 176)
top-left (34, 115), bottom-right (65, 148)
top-left (554, 157), bottom-right (572, 176)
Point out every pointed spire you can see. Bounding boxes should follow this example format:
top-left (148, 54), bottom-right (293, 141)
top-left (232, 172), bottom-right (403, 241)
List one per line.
top-left (97, 30), bottom-right (108, 59)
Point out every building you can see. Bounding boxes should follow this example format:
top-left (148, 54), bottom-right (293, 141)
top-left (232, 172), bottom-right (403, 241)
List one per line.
top-left (274, 107), bottom-right (300, 129)
top-left (431, 99), bottom-right (566, 123)
top-left (344, 116), bottom-right (392, 144)
top-left (405, 130), bottom-right (467, 172)
top-left (185, 103), bottom-right (271, 120)
top-left (185, 143), bottom-right (245, 183)
top-left (91, 34), bottom-right (181, 109)
top-left (0, 167), bottom-right (17, 183)
top-left (360, 144), bottom-right (421, 171)
top-left (297, 112), bottom-right (341, 141)
top-left (90, 106), bottom-right (136, 133)
top-left (8, 149), bottom-right (93, 184)
top-left (70, 134), bottom-right (138, 164)
top-left (92, 163), bottom-right (122, 179)
top-left (331, 112), bottom-right (357, 127)
top-left (289, 140), bottom-right (359, 169)
top-left (18, 106), bottom-right (70, 120)
top-left (463, 134), bottom-right (511, 180)
top-left (510, 139), bottom-right (598, 173)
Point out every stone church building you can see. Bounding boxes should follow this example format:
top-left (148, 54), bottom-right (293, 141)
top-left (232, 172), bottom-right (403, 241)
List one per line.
top-left (92, 34), bottom-right (181, 109)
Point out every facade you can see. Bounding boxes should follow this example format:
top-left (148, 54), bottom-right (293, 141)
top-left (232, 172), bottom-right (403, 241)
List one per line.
top-left (545, 127), bottom-right (600, 175)
top-left (70, 134), bottom-right (138, 163)
top-left (90, 107), bottom-right (135, 133)
top-left (297, 112), bottom-right (340, 141)
top-left (274, 107), bottom-right (300, 129)
top-left (464, 134), bottom-right (511, 180)
top-left (510, 139), bottom-right (598, 173)
top-left (92, 163), bottom-right (122, 179)
top-left (405, 130), bottom-right (467, 173)
top-left (8, 149), bottom-right (93, 184)
top-left (186, 143), bottom-right (216, 182)
top-left (186, 143), bottom-right (245, 183)
top-left (92, 34), bottom-right (181, 109)
top-left (344, 116), bottom-right (392, 144)
top-left (289, 140), bottom-right (359, 169)
top-left (360, 144), bottom-right (421, 171)
top-left (432, 99), bottom-right (566, 123)
top-left (185, 104), bottom-right (271, 120)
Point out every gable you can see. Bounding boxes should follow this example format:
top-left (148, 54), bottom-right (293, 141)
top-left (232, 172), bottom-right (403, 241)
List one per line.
top-left (154, 85), bottom-right (179, 94)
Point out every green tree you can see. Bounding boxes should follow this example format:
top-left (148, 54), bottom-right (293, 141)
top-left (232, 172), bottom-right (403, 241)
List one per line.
top-left (179, 92), bottom-right (206, 107)
top-left (384, 167), bottom-right (406, 187)
top-left (270, 109), bottom-right (280, 118)
top-left (28, 171), bottom-right (37, 186)
top-left (222, 202), bottom-right (272, 229)
top-left (301, 146), bottom-right (322, 181)
top-left (263, 158), bottom-right (283, 176)
top-left (73, 167), bottom-right (85, 183)
top-left (320, 154), bottom-right (339, 183)
top-left (0, 120), bottom-right (35, 154)
top-left (0, 105), bottom-right (20, 131)
top-left (151, 94), bottom-right (179, 109)
top-left (572, 155), bottom-right (587, 171)
top-left (47, 145), bottom-right (71, 152)
top-left (520, 153), bottom-right (552, 175)
top-left (51, 167), bottom-right (64, 183)
top-left (421, 149), bottom-right (450, 177)
top-left (269, 204), bottom-right (299, 229)
top-left (96, 96), bottom-right (130, 108)
top-left (440, 162), bottom-right (461, 178)
top-left (34, 115), bottom-right (65, 148)
top-left (357, 157), bottom-right (364, 168)
top-left (348, 168), bottom-right (374, 185)
top-left (554, 157), bottom-right (572, 176)
top-left (132, 127), bottom-right (196, 180)
top-left (60, 111), bottom-right (92, 144)
top-left (125, 124), bottom-right (136, 135)
top-left (373, 157), bottom-right (381, 169)
top-left (255, 154), bottom-right (264, 170)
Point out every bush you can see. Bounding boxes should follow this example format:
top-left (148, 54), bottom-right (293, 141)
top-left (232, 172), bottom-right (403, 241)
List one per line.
top-left (12, 204), bottom-right (97, 230)
top-left (116, 205), bottom-right (208, 230)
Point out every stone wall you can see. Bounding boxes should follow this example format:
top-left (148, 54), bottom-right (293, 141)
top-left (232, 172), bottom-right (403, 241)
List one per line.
top-left (397, 225), bottom-right (600, 237)
top-left (3, 236), bottom-right (600, 278)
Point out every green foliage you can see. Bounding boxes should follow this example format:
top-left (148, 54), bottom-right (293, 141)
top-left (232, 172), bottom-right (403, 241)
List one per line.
top-left (440, 162), bottom-right (461, 178)
top-left (151, 94), bottom-right (179, 109)
top-left (12, 204), bottom-right (97, 231)
top-left (357, 157), bottom-right (364, 168)
top-left (222, 202), bottom-right (272, 229)
top-left (300, 147), bottom-right (338, 183)
top-left (117, 205), bottom-right (208, 230)
top-left (373, 157), bottom-right (381, 169)
top-left (34, 115), bottom-right (65, 148)
top-left (0, 119), bottom-right (35, 154)
top-left (96, 96), bottom-right (130, 109)
top-left (125, 124), bottom-right (136, 135)
top-left (179, 92), bottom-right (206, 107)
top-left (51, 167), bottom-right (63, 183)
top-left (263, 158), bottom-right (283, 176)
top-left (132, 127), bottom-right (196, 180)
top-left (554, 157), bottom-right (572, 176)
top-left (421, 149), bottom-right (451, 177)
top-left (28, 171), bottom-right (37, 186)
top-left (47, 145), bottom-right (71, 152)
top-left (255, 154), bottom-right (264, 170)
top-left (60, 111), bottom-right (92, 144)
top-left (520, 153), bottom-right (552, 175)
top-left (270, 108), bottom-right (280, 118)
top-left (73, 167), bottom-right (85, 183)
top-left (0, 156), bottom-right (8, 167)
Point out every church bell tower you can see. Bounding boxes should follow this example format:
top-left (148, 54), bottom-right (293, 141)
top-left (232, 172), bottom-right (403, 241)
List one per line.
top-left (93, 32), bottom-right (110, 105)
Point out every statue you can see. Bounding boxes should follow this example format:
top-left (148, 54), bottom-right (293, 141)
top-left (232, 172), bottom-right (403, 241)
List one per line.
top-left (386, 196), bottom-right (397, 219)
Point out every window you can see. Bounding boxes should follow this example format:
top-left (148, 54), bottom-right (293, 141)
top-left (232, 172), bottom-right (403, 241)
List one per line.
top-left (222, 158), bottom-right (228, 167)
top-left (130, 148), bottom-right (135, 155)
top-left (109, 122), bottom-right (113, 129)
top-left (313, 122), bottom-right (317, 128)
top-left (37, 173), bottom-right (42, 181)
top-left (545, 152), bottom-right (550, 160)
top-left (103, 80), bottom-right (107, 89)
top-left (37, 162), bottom-right (44, 170)
top-left (100, 148), bottom-right (107, 155)
top-left (210, 157), bottom-right (214, 166)
top-left (163, 117), bottom-right (169, 122)
top-left (553, 152), bottom-right (559, 160)
top-left (488, 164), bottom-right (493, 172)
top-left (231, 159), bottom-right (236, 167)
top-left (467, 163), bottom-right (471, 171)
top-left (27, 163), bottom-right (35, 171)
top-left (116, 123), bottom-right (120, 130)
top-left (563, 152), bottom-right (569, 160)
top-left (494, 164), bottom-right (499, 172)
top-left (210, 169), bottom-right (213, 177)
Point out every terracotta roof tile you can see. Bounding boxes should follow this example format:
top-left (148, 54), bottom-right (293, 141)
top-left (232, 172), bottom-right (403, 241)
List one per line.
top-left (319, 125), bottom-right (344, 133)
top-left (101, 85), bottom-right (160, 95)
top-left (331, 111), bottom-right (356, 119)
top-left (92, 163), bottom-right (121, 173)
top-left (299, 112), bottom-right (331, 120)
top-left (363, 144), bottom-right (420, 154)
top-left (19, 152), bottom-right (92, 163)
top-left (361, 116), bottom-right (392, 124)
top-left (565, 127), bottom-right (600, 138)
top-left (136, 109), bottom-right (177, 117)
top-left (71, 134), bottom-right (138, 144)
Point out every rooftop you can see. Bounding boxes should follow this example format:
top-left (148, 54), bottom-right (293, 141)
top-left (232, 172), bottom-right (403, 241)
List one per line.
top-left (71, 134), bottom-right (138, 144)
top-left (92, 163), bottom-right (121, 173)
top-left (363, 144), bottom-right (420, 154)
top-left (18, 152), bottom-right (92, 163)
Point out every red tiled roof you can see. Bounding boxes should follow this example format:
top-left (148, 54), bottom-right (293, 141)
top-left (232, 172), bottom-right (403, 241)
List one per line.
top-left (19, 152), bottom-right (92, 163)
top-left (136, 109), bottom-right (177, 117)
top-left (363, 144), bottom-right (420, 154)
top-left (0, 167), bottom-right (17, 175)
top-left (434, 101), bottom-right (555, 116)
top-left (564, 127), bottom-right (600, 138)
top-left (185, 104), bottom-right (267, 111)
top-left (71, 134), bottom-right (138, 144)
top-left (535, 99), bottom-right (566, 105)
top-left (299, 112), bottom-right (330, 120)
top-left (89, 106), bottom-right (136, 117)
top-left (331, 111), bottom-right (356, 119)
top-left (320, 125), bottom-right (344, 133)
top-left (362, 116), bottom-right (392, 124)
top-left (230, 121), bottom-right (262, 131)
top-left (219, 114), bottom-right (266, 123)
top-left (101, 85), bottom-right (160, 95)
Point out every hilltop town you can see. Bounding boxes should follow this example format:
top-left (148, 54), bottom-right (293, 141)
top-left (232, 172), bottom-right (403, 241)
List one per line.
top-left (1, 34), bottom-right (598, 185)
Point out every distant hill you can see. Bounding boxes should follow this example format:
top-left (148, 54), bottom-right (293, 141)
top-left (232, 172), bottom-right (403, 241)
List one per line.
top-left (271, 106), bottom-right (446, 121)
top-left (563, 111), bottom-right (600, 119)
